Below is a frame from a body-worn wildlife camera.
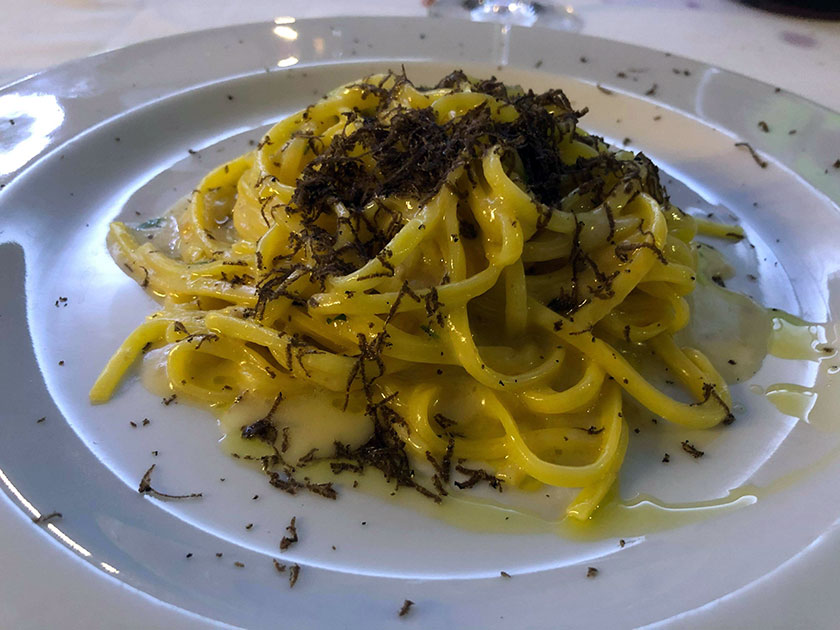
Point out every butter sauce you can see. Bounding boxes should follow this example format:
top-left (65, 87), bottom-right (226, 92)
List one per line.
top-left (318, 464), bottom-right (760, 538)
top-left (217, 388), bottom-right (373, 463)
top-left (768, 316), bottom-right (830, 362)
top-left (129, 203), bottom-right (840, 539)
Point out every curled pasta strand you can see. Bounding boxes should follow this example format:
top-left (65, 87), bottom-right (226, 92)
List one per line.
top-left (92, 71), bottom-right (751, 522)
top-left (485, 383), bottom-right (625, 488)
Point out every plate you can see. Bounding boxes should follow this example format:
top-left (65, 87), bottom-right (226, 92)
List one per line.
top-left (2, 16), bottom-right (840, 630)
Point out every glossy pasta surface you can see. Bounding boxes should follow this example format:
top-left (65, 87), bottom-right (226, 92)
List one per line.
top-left (92, 71), bottom-right (737, 519)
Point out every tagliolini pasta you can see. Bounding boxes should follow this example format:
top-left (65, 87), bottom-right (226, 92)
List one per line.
top-left (91, 71), bottom-right (742, 520)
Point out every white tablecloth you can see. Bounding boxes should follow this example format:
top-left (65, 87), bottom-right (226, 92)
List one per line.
top-left (0, 0), bottom-right (839, 110)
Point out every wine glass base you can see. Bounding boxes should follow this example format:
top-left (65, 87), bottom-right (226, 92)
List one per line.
top-left (428, 0), bottom-right (583, 32)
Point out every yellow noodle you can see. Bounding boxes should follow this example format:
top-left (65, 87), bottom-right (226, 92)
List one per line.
top-left (92, 71), bottom-right (749, 521)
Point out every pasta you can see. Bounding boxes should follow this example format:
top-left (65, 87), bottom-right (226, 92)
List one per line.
top-left (91, 71), bottom-right (742, 520)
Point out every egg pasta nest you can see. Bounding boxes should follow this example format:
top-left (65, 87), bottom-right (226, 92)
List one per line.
top-left (92, 71), bottom-right (737, 520)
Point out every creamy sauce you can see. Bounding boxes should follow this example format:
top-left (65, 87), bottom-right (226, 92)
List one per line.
top-left (140, 348), bottom-right (372, 462)
top-left (217, 388), bottom-right (373, 463)
top-left (129, 197), bottom-right (188, 258)
top-left (763, 345), bottom-right (840, 432)
top-left (768, 316), bottom-right (830, 361)
top-left (765, 383), bottom-right (817, 422)
top-left (322, 466), bottom-right (759, 538)
top-left (678, 244), bottom-right (772, 383)
top-left (129, 204), bottom-right (840, 539)
top-left (679, 284), bottom-right (771, 383)
top-left (139, 346), bottom-right (176, 397)
top-left (561, 489), bottom-right (757, 540)
top-left (416, 267), bottom-right (838, 536)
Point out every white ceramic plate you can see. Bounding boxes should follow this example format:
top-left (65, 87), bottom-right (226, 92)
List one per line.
top-left (2, 17), bottom-right (840, 630)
